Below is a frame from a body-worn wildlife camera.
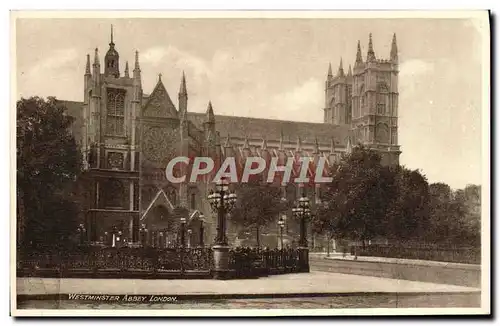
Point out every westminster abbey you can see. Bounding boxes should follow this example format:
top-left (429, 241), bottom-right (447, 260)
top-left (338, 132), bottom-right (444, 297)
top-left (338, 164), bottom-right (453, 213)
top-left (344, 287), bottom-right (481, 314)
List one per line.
top-left (61, 28), bottom-right (401, 247)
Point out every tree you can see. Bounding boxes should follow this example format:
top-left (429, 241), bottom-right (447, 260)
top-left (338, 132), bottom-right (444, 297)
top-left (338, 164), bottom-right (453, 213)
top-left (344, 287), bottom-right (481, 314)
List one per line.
top-left (17, 97), bottom-right (82, 249)
top-left (321, 146), bottom-right (390, 257)
top-left (384, 166), bottom-right (430, 242)
top-left (230, 179), bottom-right (286, 248)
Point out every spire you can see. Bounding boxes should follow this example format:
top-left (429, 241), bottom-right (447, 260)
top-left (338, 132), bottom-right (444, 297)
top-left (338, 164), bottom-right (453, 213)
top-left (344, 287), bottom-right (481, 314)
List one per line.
top-left (134, 50), bottom-right (140, 71)
top-left (296, 136), bottom-right (302, 152)
top-left (110, 24), bottom-right (114, 46)
top-left (180, 71), bottom-right (187, 94)
top-left (93, 48), bottom-right (100, 66)
top-left (261, 137), bottom-right (268, 150)
top-left (390, 33), bottom-right (398, 62)
top-left (367, 33), bottom-right (376, 62)
top-left (279, 129), bottom-right (284, 150)
top-left (327, 62), bottom-right (333, 78)
top-left (158, 73), bottom-right (162, 82)
top-left (347, 64), bottom-right (352, 77)
top-left (313, 137), bottom-right (320, 154)
top-left (337, 58), bottom-right (345, 77)
top-left (224, 133), bottom-right (232, 148)
top-left (205, 101), bottom-right (215, 123)
top-left (330, 137), bottom-right (336, 154)
top-left (85, 54), bottom-right (91, 75)
top-left (124, 61), bottom-right (129, 78)
top-left (104, 25), bottom-right (119, 77)
top-left (355, 40), bottom-right (363, 65)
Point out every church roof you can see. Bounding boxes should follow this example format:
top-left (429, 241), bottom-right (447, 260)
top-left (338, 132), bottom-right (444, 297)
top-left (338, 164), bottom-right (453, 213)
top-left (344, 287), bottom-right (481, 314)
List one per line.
top-left (187, 112), bottom-right (351, 146)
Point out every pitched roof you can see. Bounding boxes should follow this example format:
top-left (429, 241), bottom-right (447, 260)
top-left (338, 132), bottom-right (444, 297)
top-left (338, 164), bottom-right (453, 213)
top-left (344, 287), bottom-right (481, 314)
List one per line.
top-left (187, 112), bottom-right (351, 146)
top-left (142, 79), bottom-right (178, 118)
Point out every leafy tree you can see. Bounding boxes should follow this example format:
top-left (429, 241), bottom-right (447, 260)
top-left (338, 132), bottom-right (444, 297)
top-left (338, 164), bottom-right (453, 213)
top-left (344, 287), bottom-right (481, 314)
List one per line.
top-left (384, 166), bottom-right (430, 242)
top-left (321, 146), bottom-right (390, 256)
top-left (230, 179), bottom-right (286, 248)
top-left (17, 96), bottom-right (82, 249)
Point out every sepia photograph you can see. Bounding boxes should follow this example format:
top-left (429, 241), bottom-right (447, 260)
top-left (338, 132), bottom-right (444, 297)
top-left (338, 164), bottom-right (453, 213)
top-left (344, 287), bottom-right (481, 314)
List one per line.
top-left (11, 10), bottom-right (490, 317)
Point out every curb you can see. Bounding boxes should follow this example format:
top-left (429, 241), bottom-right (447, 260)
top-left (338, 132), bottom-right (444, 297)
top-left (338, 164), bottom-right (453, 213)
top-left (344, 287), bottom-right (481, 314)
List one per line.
top-left (17, 291), bottom-right (482, 302)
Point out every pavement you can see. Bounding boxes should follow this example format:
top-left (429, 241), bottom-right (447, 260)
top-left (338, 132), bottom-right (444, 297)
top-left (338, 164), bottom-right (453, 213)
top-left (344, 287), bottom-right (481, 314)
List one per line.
top-left (310, 252), bottom-right (480, 269)
top-left (17, 271), bottom-right (480, 299)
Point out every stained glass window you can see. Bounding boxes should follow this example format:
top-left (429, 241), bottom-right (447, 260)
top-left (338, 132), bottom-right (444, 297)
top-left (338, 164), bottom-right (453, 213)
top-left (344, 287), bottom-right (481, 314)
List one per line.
top-left (106, 89), bottom-right (126, 136)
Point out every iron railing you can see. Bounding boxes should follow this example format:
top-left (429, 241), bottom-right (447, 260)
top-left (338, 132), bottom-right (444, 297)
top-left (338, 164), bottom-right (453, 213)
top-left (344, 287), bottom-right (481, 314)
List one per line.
top-left (17, 246), bottom-right (305, 279)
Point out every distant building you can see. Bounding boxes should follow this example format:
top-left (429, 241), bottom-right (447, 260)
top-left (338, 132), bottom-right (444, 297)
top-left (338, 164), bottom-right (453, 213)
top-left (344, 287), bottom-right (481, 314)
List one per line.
top-left (60, 27), bottom-right (401, 246)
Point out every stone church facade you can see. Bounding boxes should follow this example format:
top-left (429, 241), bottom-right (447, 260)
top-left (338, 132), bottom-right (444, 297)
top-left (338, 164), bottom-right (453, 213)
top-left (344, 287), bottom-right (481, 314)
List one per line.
top-left (61, 29), bottom-right (400, 247)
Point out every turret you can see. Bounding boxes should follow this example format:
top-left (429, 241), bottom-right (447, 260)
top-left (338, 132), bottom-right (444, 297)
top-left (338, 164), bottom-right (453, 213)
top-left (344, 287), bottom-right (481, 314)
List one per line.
top-left (366, 33), bottom-right (376, 63)
top-left (178, 71), bottom-right (188, 116)
top-left (337, 58), bottom-right (345, 77)
top-left (92, 48), bottom-right (101, 92)
top-left (104, 25), bottom-right (120, 78)
top-left (390, 33), bottom-right (398, 63)
top-left (205, 101), bottom-right (215, 124)
top-left (132, 50), bottom-right (142, 101)
top-left (224, 133), bottom-right (234, 157)
top-left (84, 54), bottom-right (91, 91)
top-left (355, 40), bottom-right (363, 66)
top-left (124, 61), bottom-right (130, 78)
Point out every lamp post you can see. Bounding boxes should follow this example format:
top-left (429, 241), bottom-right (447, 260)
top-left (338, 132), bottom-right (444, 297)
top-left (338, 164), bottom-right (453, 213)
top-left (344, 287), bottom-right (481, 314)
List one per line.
top-left (140, 224), bottom-right (148, 247)
top-left (199, 214), bottom-right (205, 248)
top-left (208, 178), bottom-right (238, 279)
top-left (77, 223), bottom-right (86, 245)
top-left (180, 217), bottom-right (186, 248)
top-left (277, 217), bottom-right (285, 250)
top-left (292, 192), bottom-right (311, 272)
top-left (187, 229), bottom-right (192, 248)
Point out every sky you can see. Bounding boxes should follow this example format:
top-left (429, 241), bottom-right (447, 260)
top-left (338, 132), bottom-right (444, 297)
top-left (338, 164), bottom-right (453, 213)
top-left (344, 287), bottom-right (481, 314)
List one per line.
top-left (15, 15), bottom-right (487, 190)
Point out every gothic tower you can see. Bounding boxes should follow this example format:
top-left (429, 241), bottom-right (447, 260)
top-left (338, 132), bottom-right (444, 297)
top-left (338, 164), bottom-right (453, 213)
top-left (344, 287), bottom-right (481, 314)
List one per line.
top-left (324, 33), bottom-right (400, 165)
top-left (82, 26), bottom-right (141, 244)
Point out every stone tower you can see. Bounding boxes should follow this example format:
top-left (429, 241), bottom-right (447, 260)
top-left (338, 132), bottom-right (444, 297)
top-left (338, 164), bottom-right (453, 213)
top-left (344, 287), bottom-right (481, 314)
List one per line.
top-left (82, 26), bottom-right (142, 243)
top-left (324, 33), bottom-right (400, 165)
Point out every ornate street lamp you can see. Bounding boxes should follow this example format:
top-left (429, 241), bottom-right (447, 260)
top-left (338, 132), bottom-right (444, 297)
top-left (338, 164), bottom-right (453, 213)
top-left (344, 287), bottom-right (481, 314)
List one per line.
top-left (208, 178), bottom-right (237, 246)
top-left (199, 213), bottom-right (205, 248)
top-left (140, 224), bottom-right (148, 247)
top-left (159, 231), bottom-right (164, 249)
top-left (292, 192), bottom-right (312, 272)
top-left (107, 226), bottom-right (122, 248)
top-left (208, 178), bottom-right (237, 279)
top-left (77, 223), bottom-right (86, 245)
top-left (277, 217), bottom-right (285, 250)
top-left (180, 217), bottom-right (187, 248)
top-left (187, 229), bottom-right (192, 248)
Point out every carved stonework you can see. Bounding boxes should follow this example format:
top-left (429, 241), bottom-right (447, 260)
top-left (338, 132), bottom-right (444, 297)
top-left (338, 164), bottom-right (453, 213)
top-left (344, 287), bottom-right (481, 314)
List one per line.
top-left (142, 126), bottom-right (179, 164)
top-left (107, 151), bottom-right (124, 170)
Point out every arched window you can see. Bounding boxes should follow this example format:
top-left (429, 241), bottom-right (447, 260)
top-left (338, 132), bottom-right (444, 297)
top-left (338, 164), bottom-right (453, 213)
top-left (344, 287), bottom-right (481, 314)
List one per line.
top-left (103, 179), bottom-right (125, 209)
top-left (377, 83), bottom-right (389, 114)
top-left (106, 89), bottom-right (126, 136)
top-left (359, 85), bottom-right (366, 116)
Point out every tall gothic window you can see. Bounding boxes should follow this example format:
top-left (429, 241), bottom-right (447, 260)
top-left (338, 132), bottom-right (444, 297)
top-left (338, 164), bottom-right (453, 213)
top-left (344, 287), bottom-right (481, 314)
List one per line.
top-left (103, 179), bottom-right (125, 209)
top-left (359, 85), bottom-right (366, 116)
top-left (106, 88), bottom-right (126, 136)
top-left (377, 83), bottom-right (389, 115)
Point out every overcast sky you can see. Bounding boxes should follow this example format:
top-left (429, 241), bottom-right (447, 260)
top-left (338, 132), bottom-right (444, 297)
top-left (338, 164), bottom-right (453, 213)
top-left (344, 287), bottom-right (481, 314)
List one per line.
top-left (15, 16), bottom-right (486, 189)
